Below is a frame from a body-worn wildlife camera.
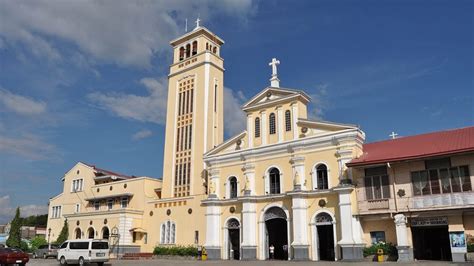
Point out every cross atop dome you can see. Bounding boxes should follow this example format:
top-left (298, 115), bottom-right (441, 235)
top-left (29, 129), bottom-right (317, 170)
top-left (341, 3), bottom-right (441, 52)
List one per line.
top-left (269, 58), bottom-right (280, 87)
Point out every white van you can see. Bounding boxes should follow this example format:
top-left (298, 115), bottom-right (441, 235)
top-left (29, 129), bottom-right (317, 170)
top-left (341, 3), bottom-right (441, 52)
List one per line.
top-left (57, 239), bottom-right (109, 266)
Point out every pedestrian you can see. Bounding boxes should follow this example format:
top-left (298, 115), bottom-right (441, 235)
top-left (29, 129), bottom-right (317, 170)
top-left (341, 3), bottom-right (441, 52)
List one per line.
top-left (269, 244), bottom-right (275, 260)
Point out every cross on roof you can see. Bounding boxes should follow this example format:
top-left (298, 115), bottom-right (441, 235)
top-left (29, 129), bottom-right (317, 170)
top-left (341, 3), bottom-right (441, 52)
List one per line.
top-left (269, 58), bottom-right (280, 77)
top-left (389, 131), bottom-right (399, 139)
top-left (194, 17), bottom-right (201, 29)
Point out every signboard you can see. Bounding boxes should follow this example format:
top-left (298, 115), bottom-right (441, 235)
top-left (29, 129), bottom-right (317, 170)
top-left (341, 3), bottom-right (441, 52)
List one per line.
top-left (449, 231), bottom-right (467, 253)
top-left (411, 217), bottom-right (448, 227)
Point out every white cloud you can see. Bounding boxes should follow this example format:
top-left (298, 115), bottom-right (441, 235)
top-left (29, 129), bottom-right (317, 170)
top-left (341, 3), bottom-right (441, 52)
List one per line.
top-left (223, 87), bottom-right (247, 136)
top-left (132, 129), bottom-right (153, 141)
top-left (308, 83), bottom-right (329, 120)
top-left (0, 195), bottom-right (48, 224)
top-left (88, 77), bottom-right (168, 124)
top-left (0, 134), bottom-right (57, 161)
top-left (0, 0), bottom-right (256, 67)
top-left (0, 89), bottom-right (46, 116)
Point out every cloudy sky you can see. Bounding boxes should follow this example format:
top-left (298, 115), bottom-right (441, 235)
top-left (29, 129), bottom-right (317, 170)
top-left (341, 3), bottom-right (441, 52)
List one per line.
top-left (0, 0), bottom-right (472, 223)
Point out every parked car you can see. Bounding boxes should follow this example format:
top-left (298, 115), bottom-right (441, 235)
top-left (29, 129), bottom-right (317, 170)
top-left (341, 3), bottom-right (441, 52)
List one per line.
top-left (57, 239), bottom-right (109, 266)
top-left (33, 244), bottom-right (58, 259)
top-left (0, 247), bottom-right (30, 266)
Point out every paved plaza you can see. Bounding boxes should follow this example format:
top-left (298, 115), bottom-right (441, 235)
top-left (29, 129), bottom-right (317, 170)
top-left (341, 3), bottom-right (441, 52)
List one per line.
top-left (25, 258), bottom-right (469, 266)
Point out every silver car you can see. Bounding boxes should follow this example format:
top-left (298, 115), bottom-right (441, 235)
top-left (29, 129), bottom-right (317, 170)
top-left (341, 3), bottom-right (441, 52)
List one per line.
top-left (33, 244), bottom-right (58, 259)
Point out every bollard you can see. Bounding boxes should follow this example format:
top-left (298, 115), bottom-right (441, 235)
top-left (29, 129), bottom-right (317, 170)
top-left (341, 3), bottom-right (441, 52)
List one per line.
top-left (377, 248), bottom-right (384, 262)
top-left (201, 247), bottom-right (208, 261)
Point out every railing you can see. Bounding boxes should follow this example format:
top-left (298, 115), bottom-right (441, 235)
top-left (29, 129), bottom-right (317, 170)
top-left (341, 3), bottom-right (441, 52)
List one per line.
top-left (410, 191), bottom-right (474, 209)
top-left (367, 198), bottom-right (390, 210)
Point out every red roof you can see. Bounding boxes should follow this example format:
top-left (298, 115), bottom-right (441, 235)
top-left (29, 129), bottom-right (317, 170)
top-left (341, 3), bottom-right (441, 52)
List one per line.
top-left (81, 162), bottom-right (134, 179)
top-left (347, 126), bottom-right (474, 167)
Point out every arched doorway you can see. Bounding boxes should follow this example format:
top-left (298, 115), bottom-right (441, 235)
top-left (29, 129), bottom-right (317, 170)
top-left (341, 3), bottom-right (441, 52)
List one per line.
top-left (87, 227), bottom-right (95, 239)
top-left (102, 227), bottom-right (109, 240)
top-left (227, 218), bottom-right (240, 260)
top-left (74, 228), bottom-right (81, 239)
top-left (264, 207), bottom-right (288, 260)
top-left (315, 212), bottom-right (335, 261)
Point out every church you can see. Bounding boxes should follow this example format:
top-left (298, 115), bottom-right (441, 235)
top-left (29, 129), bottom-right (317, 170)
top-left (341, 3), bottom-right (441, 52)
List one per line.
top-left (47, 22), bottom-right (471, 263)
top-left (145, 22), bottom-right (367, 261)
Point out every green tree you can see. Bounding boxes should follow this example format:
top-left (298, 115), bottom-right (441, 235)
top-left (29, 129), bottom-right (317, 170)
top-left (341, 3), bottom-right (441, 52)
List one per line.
top-left (55, 219), bottom-right (69, 244)
top-left (6, 207), bottom-right (21, 248)
top-left (30, 236), bottom-right (47, 251)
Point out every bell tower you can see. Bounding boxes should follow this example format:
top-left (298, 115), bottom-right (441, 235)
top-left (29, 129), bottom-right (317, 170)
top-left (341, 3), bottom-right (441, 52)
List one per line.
top-left (162, 24), bottom-right (224, 198)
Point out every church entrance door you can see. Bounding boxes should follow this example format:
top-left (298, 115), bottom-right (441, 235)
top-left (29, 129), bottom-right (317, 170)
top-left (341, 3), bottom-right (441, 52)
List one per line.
top-left (264, 207), bottom-right (288, 260)
top-left (315, 212), bottom-right (335, 261)
top-left (227, 219), bottom-right (240, 260)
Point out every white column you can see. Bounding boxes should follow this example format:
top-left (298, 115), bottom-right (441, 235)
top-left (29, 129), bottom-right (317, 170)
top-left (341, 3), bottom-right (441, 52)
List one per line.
top-left (209, 169), bottom-right (220, 198)
top-left (204, 202), bottom-right (222, 259)
top-left (291, 196), bottom-right (309, 245)
top-left (277, 106), bottom-right (284, 143)
top-left (242, 201), bottom-right (256, 246)
top-left (247, 114), bottom-right (253, 148)
top-left (261, 111), bottom-right (267, 145)
top-left (336, 149), bottom-right (353, 181)
top-left (394, 214), bottom-right (409, 246)
top-left (291, 103), bottom-right (298, 140)
top-left (243, 163), bottom-right (256, 195)
top-left (241, 199), bottom-right (257, 260)
top-left (291, 156), bottom-right (306, 190)
top-left (335, 187), bottom-right (354, 245)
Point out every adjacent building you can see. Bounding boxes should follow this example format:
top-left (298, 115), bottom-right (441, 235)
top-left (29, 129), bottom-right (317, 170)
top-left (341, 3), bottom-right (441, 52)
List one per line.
top-left (348, 126), bottom-right (474, 262)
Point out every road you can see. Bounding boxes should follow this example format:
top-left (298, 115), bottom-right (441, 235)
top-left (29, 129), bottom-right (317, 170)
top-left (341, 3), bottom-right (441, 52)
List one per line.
top-left (25, 258), bottom-right (468, 266)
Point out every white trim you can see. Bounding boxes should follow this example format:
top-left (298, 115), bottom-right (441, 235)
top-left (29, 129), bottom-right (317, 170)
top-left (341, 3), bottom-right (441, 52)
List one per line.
top-left (264, 165), bottom-right (283, 195)
top-left (222, 216), bottom-right (241, 260)
top-left (258, 203), bottom-right (291, 260)
top-left (225, 175), bottom-right (239, 199)
top-left (311, 161), bottom-right (331, 190)
top-left (204, 129), bottom-right (363, 163)
top-left (261, 111), bottom-right (267, 145)
top-left (291, 103), bottom-right (298, 140)
top-left (310, 210), bottom-right (338, 261)
top-left (277, 107), bottom-right (284, 143)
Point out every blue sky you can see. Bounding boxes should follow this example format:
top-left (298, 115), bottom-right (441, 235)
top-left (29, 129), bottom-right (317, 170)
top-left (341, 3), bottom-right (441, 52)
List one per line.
top-left (0, 0), bottom-right (472, 223)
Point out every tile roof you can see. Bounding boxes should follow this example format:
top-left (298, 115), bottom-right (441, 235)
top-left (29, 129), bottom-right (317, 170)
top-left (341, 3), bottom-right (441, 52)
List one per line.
top-left (81, 162), bottom-right (134, 179)
top-left (347, 126), bottom-right (474, 167)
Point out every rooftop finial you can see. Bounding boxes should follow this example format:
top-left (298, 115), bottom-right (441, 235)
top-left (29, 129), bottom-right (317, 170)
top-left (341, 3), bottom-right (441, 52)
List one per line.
top-left (194, 15), bottom-right (201, 30)
top-left (389, 131), bottom-right (399, 139)
top-left (269, 58), bottom-right (280, 87)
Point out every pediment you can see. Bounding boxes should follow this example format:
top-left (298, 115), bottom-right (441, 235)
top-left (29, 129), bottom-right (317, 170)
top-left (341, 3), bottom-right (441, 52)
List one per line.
top-left (205, 131), bottom-right (247, 157)
top-left (297, 119), bottom-right (358, 137)
top-left (241, 87), bottom-right (310, 111)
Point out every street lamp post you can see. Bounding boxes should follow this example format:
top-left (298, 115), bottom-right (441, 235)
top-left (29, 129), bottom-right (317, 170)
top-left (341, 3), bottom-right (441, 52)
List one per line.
top-left (48, 228), bottom-right (51, 249)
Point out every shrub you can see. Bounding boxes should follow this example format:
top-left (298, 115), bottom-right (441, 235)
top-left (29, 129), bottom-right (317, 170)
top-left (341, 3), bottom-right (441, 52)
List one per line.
top-left (153, 245), bottom-right (198, 256)
top-left (468, 243), bottom-right (474, 253)
top-left (30, 236), bottom-right (48, 251)
top-left (363, 242), bottom-right (398, 259)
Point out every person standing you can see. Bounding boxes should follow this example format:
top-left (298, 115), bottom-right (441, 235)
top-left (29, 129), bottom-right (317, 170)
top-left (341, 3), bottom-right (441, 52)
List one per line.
top-left (269, 244), bottom-right (275, 260)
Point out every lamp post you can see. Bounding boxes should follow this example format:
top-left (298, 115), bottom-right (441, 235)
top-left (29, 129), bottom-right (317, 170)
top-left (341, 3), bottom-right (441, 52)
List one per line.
top-left (48, 228), bottom-right (51, 249)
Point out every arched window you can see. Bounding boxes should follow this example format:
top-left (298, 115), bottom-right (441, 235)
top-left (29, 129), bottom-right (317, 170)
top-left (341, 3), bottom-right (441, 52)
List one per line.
top-left (206, 43), bottom-right (209, 50)
top-left (75, 228), bottom-right (81, 239)
top-left (269, 113), bottom-right (276, 134)
top-left (285, 110), bottom-right (291, 131)
top-left (185, 43), bottom-right (191, 58)
top-left (192, 41), bottom-right (198, 56)
top-left (316, 164), bottom-right (329, 189)
top-left (229, 176), bottom-right (238, 199)
top-left (102, 227), bottom-right (109, 240)
top-left (255, 117), bottom-right (261, 138)
top-left (160, 224), bottom-right (166, 243)
top-left (87, 228), bottom-right (94, 239)
top-left (179, 47), bottom-right (185, 61)
top-left (213, 47), bottom-right (217, 54)
top-left (160, 221), bottom-right (176, 244)
top-left (269, 168), bottom-right (281, 194)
